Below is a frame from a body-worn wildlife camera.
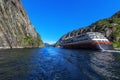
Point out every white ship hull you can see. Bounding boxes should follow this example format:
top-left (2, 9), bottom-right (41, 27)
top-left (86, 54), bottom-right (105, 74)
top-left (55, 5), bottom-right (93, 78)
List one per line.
top-left (60, 32), bottom-right (114, 50)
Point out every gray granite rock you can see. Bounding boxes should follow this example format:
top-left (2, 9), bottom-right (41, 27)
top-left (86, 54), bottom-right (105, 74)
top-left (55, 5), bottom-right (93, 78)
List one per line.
top-left (0, 0), bottom-right (43, 49)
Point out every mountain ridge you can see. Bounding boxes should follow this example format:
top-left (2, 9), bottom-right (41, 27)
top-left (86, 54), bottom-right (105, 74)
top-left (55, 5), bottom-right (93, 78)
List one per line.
top-left (56, 11), bottom-right (120, 48)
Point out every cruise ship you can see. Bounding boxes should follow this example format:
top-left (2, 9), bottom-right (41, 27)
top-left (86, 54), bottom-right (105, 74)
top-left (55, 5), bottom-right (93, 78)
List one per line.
top-left (60, 32), bottom-right (114, 50)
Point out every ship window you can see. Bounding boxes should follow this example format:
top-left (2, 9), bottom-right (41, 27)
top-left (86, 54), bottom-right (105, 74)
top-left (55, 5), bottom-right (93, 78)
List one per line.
top-left (78, 32), bottom-right (81, 35)
top-left (89, 35), bottom-right (94, 39)
top-left (77, 36), bottom-right (81, 38)
top-left (64, 39), bottom-right (73, 43)
top-left (105, 40), bottom-right (108, 42)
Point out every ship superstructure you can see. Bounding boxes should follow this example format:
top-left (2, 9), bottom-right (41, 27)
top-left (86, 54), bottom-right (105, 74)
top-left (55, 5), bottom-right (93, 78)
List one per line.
top-left (60, 32), bottom-right (114, 50)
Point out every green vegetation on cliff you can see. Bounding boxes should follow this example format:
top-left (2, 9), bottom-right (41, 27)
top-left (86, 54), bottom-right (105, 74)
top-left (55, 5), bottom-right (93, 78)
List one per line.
top-left (36, 33), bottom-right (44, 47)
top-left (24, 36), bottom-right (32, 46)
top-left (91, 12), bottom-right (120, 48)
top-left (23, 34), bottom-right (43, 48)
top-left (56, 11), bottom-right (120, 48)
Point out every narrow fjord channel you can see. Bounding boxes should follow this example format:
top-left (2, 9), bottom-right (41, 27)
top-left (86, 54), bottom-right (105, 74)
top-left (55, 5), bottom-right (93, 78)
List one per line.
top-left (0, 48), bottom-right (120, 80)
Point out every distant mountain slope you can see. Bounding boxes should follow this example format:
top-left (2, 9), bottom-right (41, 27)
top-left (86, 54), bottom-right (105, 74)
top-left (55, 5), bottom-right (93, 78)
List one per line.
top-left (0, 0), bottom-right (43, 49)
top-left (56, 11), bottom-right (120, 48)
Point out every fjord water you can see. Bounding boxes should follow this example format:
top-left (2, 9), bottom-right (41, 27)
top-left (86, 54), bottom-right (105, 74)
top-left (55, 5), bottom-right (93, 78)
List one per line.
top-left (0, 48), bottom-right (120, 80)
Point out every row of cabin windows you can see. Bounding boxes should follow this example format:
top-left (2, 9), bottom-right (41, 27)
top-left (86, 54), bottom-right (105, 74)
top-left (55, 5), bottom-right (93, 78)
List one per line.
top-left (76, 34), bottom-right (104, 39)
top-left (75, 38), bottom-right (88, 42)
top-left (97, 40), bottom-right (108, 42)
top-left (76, 35), bottom-right (85, 38)
top-left (66, 33), bottom-right (105, 38)
top-left (65, 33), bottom-right (85, 38)
top-left (89, 35), bottom-right (105, 39)
top-left (63, 38), bottom-right (88, 43)
top-left (63, 39), bottom-right (73, 43)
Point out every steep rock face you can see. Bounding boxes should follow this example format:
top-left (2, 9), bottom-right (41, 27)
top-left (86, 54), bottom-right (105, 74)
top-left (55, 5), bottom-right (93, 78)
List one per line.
top-left (56, 11), bottom-right (120, 48)
top-left (0, 0), bottom-right (43, 49)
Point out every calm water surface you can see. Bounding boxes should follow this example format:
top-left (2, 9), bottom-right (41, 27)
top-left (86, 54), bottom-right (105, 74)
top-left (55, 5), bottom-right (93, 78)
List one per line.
top-left (0, 47), bottom-right (120, 80)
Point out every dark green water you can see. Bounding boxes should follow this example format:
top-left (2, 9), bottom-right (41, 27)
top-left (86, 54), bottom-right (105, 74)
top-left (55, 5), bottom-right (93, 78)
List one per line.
top-left (0, 47), bottom-right (120, 80)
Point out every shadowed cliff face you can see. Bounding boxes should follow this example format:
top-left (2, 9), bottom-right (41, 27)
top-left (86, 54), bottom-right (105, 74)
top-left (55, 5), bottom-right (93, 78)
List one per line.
top-left (56, 11), bottom-right (120, 48)
top-left (0, 0), bottom-right (43, 49)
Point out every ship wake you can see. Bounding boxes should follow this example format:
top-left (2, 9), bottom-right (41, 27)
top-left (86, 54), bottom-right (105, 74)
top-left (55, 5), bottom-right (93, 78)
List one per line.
top-left (101, 50), bottom-right (120, 53)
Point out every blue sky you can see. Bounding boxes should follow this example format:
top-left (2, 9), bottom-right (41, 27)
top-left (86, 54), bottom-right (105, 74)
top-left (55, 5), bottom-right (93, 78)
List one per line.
top-left (21, 0), bottom-right (120, 44)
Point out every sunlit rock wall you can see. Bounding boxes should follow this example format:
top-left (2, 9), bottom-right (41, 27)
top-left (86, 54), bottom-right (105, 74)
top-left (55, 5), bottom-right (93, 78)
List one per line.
top-left (0, 0), bottom-right (43, 49)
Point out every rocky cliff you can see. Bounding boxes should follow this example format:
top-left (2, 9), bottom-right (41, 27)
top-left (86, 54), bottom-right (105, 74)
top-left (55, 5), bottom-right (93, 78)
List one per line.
top-left (0, 0), bottom-right (43, 49)
top-left (56, 11), bottom-right (120, 48)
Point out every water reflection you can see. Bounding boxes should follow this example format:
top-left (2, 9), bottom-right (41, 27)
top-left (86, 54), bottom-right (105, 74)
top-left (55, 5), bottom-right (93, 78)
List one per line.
top-left (0, 48), bottom-right (120, 80)
top-left (0, 49), bottom-right (35, 80)
top-left (90, 51), bottom-right (119, 79)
